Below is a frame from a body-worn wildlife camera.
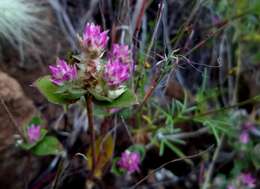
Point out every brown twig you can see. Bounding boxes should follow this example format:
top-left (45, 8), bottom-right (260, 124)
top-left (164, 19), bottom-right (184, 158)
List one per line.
top-left (86, 95), bottom-right (96, 173)
top-left (0, 97), bottom-right (27, 141)
top-left (135, 78), bottom-right (157, 112)
top-left (130, 145), bottom-right (214, 189)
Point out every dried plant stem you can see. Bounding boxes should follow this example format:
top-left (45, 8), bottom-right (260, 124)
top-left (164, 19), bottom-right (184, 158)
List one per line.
top-left (136, 79), bottom-right (157, 112)
top-left (0, 97), bottom-right (27, 141)
top-left (86, 95), bottom-right (96, 173)
top-left (201, 135), bottom-right (224, 189)
top-left (131, 145), bottom-right (213, 189)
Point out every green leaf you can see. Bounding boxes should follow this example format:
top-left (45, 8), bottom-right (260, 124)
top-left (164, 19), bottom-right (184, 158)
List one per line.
top-left (159, 140), bottom-right (165, 156)
top-left (29, 117), bottom-right (43, 125)
top-left (111, 158), bottom-right (124, 176)
top-left (31, 136), bottom-right (63, 156)
top-left (164, 140), bottom-right (192, 165)
top-left (35, 76), bottom-right (83, 105)
top-left (128, 144), bottom-right (146, 160)
top-left (93, 89), bottom-right (137, 108)
top-left (89, 89), bottom-right (113, 102)
top-left (251, 144), bottom-right (260, 169)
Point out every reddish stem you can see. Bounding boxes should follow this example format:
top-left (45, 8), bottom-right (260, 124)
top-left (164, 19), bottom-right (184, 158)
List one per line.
top-left (86, 95), bottom-right (96, 173)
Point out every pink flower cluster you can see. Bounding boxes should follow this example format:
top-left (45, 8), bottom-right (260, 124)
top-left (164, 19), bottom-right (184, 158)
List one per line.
top-left (118, 150), bottom-right (141, 173)
top-left (109, 44), bottom-right (133, 65)
top-left (27, 124), bottom-right (41, 143)
top-left (240, 173), bottom-right (256, 188)
top-left (239, 122), bottom-right (255, 144)
top-left (49, 58), bottom-right (77, 86)
top-left (227, 172), bottom-right (256, 189)
top-left (49, 23), bottom-right (133, 89)
top-left (104, 59), bottom-right (130, 87)
top-left (82, 23), bottom-right (109, 53)
top-left (104, 44), bottom-right (132, 87)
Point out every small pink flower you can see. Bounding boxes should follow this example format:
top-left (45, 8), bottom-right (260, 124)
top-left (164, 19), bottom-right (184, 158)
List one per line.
top-left (82, 23), bottom-right (109, 53)
top-left (108, 108), bottom-right (120, 114)
top-left (240, 173), bottom-right (256, 188)
top-left (110, 44), bottom-right (133, 65)
top-left (27, 124), bottom-right (41, 143)
top-left (239, 131), bottom-right (249, 144)
top-left (227, 184), bottom-right (236, 189)
top-left (118, 150), bottom-right (141, 173)
top-left (242, 122), bottom-right (255, 131)
top-left (104, 59), bottom-right (131, 87)
top-left (49, 58), bottom-right (77, 85)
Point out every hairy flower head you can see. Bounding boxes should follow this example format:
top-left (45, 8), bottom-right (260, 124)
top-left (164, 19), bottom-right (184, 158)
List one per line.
top-left (49, 58), bottom-right (77, 86)
top-left (110, 44), bottom-right (133, 65)
top-left (80, 23), bottom-right (109, 57)
top-left (104, 59), bottom-right (131, 87)
top-left (240, 173), bottom-right (256, 188)
top-left (118, 150), bottom-right (141, 173)
top-left (27, 124), bottom-right (41, 143)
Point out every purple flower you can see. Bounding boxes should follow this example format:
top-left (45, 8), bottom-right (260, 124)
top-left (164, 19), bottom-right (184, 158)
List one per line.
top-left (242, 122), bottom-right (255, 131)
top-left (104, 59), bottom-right (131, 87)
top-left (239, 131), bottom-right (249, 144)
top-left (82, 23), bottom-right (109, 54)
top-left (118, 150), bottom-right (141, 173)
top-left (27, 124), bottom-right (41, 143)
top-left (227, 184), bottom-right (236, 189)
top-left (240, 173), bottom-right (256, 188)
top-left (110, 44), bottom-right (133, 65)
top-left (49, 58), bottom-right (77, 85)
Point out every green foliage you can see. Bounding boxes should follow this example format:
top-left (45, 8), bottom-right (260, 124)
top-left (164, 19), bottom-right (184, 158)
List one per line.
top-left (31, 136), bottom-right (62, 156)
top-left (92, 89), bottom-right (137, 108)
top-left (20, 128), bottom-right (47, 150)
top-left (19, 116), bottom-right (63, 156)
top-left (111, 157), bottom-right (124, 176)
top-left (35, 76), bottom-right (84, 105)
top-left (251, 144), bottom-right (260, 169)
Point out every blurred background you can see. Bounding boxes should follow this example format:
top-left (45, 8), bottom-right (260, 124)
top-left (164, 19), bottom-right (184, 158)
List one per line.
top-left (0, 0), bottom-right (259, 188)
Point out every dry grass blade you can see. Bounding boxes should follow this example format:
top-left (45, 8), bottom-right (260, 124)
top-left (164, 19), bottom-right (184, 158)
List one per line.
top-left (0, 0), bottom-right (47, 64)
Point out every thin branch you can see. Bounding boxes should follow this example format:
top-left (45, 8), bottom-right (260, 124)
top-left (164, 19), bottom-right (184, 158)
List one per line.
top-left (146, 1), bottom-right (164, 60)
top-left (0, 97), bottom-right (27, 141)
top-left (130, 145), bottom-right (214, 189)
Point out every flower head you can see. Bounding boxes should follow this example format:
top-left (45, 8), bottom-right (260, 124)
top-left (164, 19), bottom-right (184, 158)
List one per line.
top-left (240, 173), bottom-right (256, 188)
top-left (49, 58), bottom-right (77, 86)
top-left (27, 124), bottom-right (41, 143)
top-left (104, 59), bottom-right (131, 87)
top-left (242, 122), bottom-right (255, 131)
top-left (227, 184), bottom-right (236, 189)
top-left (110, 44), bottom-right (133, 65)
top-left (118, 150), bottom-right (141, 173)
top-left (81, 23), bottom-right (109, 56)
top-left (239, 131), bottom-right (249, 144)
